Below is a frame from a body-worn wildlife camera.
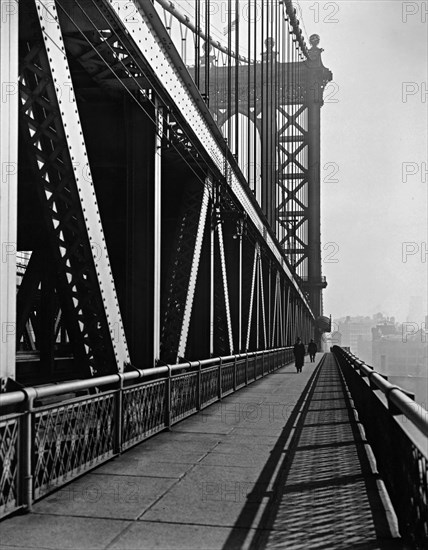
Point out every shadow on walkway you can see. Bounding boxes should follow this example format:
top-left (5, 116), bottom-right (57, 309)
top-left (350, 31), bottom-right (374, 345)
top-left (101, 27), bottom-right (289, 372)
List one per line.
top-left (222, 354), bottom-right (404, 550)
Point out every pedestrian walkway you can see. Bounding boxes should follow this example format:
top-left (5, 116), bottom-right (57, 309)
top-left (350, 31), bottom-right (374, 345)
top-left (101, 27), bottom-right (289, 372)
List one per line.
top-left (0, 354), bottom-right (403, 550)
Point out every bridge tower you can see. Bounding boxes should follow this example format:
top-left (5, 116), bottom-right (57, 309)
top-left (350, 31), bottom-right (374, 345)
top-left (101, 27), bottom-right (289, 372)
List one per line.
top-left (275, 34), bottom-right (332, 329)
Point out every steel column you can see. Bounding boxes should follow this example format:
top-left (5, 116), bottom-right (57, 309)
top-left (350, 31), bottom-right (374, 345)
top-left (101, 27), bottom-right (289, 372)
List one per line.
top-left (210, 202), bottom-right (215, 356)
top-left (153, 99), bottom-right (163, 365)
top-left (238, 230), bottom-right (243, 352)
top-left (307, 95), bottom-right (322, 319)
top-left (0, 2), bottom-right (19, 384)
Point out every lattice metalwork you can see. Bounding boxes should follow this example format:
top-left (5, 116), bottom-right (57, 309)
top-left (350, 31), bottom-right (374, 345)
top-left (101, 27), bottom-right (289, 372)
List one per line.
top-left (19, 39), bottom-right (119, 376)
top-left (170, 373), bottom-right (198, 422)
top-left (0, 416), bottom-right (20, 518)
top-left (276, 103), bottom-right (309, 275)
top-left (256, 356), bottom-right (264, 379)
top-left (62, 26), bottom-right (144, 89)
top-left (33, 394), bottom-right (115, 498)
top-left (0, 348), bottom-right (292, 512)
top-left (122, 381), bottom-right (166, 449)
top-left (221, 364), bottom-right (235, 396)
top-left (248, 355), bottom-right (257, 382)
top-left (201, 367), bottom-right (219, 406)
top-left (236, 360), bottom-right (247, 389)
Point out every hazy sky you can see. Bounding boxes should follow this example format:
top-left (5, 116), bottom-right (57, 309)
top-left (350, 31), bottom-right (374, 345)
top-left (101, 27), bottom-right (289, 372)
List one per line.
top-left (168, 1), bottom-right (427, 324)
top-left (296, 0), bottom-right (427, 323)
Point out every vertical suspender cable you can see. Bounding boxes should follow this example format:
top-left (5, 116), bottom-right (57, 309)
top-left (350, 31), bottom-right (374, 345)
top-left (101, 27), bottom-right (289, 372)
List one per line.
top-left (234, 0), bottom-right (239, 159)
top-left (287, 8), bottom-right (293, 269)
top-left (292, 17), bottom-right (297, 273)
top-left (247, 0), bottom-right (251, 186)
top-left (204, 0), bottom-right (210, 104)
top-left (227, 0), bottom-right (232, 148)
top-left (261, 0), bottom-right (265, 214)
top-left (195, 0), bottom-right (200, 88)
top-left (253, 0), bottom-right (258, 200)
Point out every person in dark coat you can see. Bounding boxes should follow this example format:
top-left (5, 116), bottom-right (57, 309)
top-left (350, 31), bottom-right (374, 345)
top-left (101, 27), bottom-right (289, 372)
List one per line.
top-left (293, 337), bottom-right (305, 373)
top-left (308, 339), bottom-right (318, 362)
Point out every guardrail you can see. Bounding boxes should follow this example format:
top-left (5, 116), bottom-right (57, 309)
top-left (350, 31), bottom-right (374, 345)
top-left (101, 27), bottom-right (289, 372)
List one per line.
top-left (332, 346), bottom-right (428, 548)
top-left (0, 347), bottom-right (293, 520)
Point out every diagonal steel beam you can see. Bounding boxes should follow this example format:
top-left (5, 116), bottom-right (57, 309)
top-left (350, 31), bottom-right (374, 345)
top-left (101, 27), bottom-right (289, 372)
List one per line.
top-left (25, 0), bottom-right (130, 373)
top-left (258, 256), bottom-right (267, 350)
top-left (177, 183), bottom-right (210, 360)
top-left (245, 244), bottom-right (259, 351)
top-left (217, 220), bottom-right (234, 355)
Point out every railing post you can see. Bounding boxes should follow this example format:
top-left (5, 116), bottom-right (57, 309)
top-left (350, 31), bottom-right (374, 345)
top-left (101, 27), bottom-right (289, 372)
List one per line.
top-left (233, 355), bottom-right (237, 391)
top-left (218, 357), bottom-right (223, 400)
top-left (114, 374), bottom-right (124, 455)
top-left (245, 352), bottom-right (249, 386)
top-left (22, 388), bottom-right (36, 512)
top-left (196, 361), bottom-right (202, 411)
top-left (165, 365), bottom-right (172, 429)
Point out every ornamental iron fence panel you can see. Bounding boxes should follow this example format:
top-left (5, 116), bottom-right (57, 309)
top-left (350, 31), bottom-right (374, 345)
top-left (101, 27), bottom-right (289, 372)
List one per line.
top-left (0, 347), bottom-right (292, 519)
top-left (0, 415), bottom-right (21, 517)
top-left (33, 393), bottom-right (116, 499)
top-left (122, 380), bottom-right (167, 450)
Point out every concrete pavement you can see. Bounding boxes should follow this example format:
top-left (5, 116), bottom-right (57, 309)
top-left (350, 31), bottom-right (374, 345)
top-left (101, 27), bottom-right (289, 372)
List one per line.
top-left (0, 354), bottom-right (403, 550)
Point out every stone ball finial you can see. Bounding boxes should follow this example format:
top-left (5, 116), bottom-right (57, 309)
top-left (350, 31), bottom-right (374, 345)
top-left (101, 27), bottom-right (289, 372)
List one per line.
top-left (265, 37), bottom-right (275, 50)
top-left (309, 34), bottom-right (320, 47)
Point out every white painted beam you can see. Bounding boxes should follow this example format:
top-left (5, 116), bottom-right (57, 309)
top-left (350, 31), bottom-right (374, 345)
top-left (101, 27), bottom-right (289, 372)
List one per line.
top-left (35, 0), bottom-right (130, 371)
top-left (0, 1), bottom-right (19, 383)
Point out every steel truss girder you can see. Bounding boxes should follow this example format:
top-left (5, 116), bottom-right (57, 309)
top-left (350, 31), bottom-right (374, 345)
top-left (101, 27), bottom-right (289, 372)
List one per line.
top-left (100, 0), bottom-right (312, 315)
top-left (18, 0), bottom-right (130, 375)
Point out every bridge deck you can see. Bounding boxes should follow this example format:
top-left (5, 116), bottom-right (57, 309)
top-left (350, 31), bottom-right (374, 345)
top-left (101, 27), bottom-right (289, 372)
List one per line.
top-left (0, 354), bottom-right (403, 550)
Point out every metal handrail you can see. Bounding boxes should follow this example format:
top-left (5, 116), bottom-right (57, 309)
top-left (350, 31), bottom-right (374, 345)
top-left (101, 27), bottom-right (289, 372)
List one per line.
top-left (332, 346), bottom-right (428, 547)
top-left (0, 348), bottom-right (291, 409)
top-left (332, 346), bottom-right (428, 440)
top-left (0, 346), bottom-right (294, 520)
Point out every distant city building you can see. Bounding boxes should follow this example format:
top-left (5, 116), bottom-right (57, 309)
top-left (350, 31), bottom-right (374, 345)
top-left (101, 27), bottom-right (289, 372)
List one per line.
top-left (372, 329), bottom-right (427, 408)
top-left (406, 296), bottom-right (424, 323)
top-left (335, 315), bottom-right (375, 363)
top-left (330, 312), bottom-right (427, 407)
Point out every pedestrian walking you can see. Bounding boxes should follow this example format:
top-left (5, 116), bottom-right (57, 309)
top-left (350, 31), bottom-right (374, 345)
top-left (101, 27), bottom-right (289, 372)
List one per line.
top-left (308, 339), bottom-right (318, 362)
top-left (293, 337), bottom-right (305, 373)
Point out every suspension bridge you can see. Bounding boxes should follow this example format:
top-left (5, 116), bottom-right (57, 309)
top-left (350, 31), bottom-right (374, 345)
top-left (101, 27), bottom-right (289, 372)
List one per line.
top-left (0, 1), bottom-right (427, 548)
